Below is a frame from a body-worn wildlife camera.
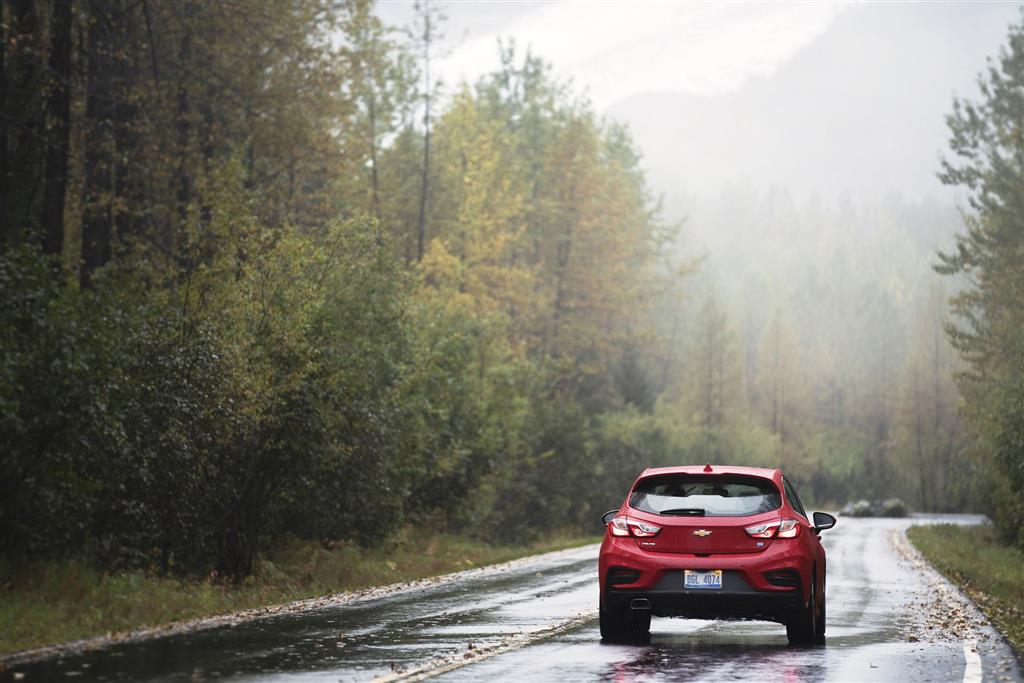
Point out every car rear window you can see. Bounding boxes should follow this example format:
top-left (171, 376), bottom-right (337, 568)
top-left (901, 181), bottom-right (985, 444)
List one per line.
top-left (629, 474), bottom-right (781, 517)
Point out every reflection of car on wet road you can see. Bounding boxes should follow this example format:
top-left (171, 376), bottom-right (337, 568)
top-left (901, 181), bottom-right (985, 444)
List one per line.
top-left (598, 464), bottom-right (837, 645)
top-left (4, 514), bottom-right (1015, 681)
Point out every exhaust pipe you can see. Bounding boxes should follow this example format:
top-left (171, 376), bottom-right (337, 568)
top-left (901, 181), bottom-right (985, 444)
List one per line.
top-left (630, 598), bottom-right (652, 610)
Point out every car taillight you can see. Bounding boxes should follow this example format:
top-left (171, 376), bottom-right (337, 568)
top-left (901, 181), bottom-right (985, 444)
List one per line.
top-left (777, 519), bottom-right (801, 538)
top-left (744, 518), bottom-right (802, 539)
top-left (609, 516), bottom-right (662, 538)
top-left (630, 520), bottom-right (661, 538)
top-left (744, 521), bottom-right (776, 538)
top-left (610, 517), bottom-right (630, 536)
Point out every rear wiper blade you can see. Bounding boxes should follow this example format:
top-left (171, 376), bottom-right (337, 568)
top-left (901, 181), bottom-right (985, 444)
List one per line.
top-left (660, 508), bottom-right (705, 516)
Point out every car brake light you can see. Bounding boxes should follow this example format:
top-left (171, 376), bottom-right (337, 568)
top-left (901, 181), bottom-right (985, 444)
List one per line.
top-left (610, 517), bottom-right (630, 536)
top-left (630, 520), bottom-right (661, 537)
top-left (745, 521), bottom-right (776, 538)
top-left (609, 516), bottom-right (661, 538)
top-left (744, 518), bottom-right (802, 539)
top-left (777, 519), bottom-right (801, 538)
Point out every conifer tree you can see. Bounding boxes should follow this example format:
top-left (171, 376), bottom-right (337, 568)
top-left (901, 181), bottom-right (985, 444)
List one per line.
top-left (937, 16), bottom-right (1024, 545)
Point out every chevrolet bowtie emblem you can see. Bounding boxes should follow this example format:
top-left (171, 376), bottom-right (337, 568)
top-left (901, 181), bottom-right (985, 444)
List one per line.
top-left (692, 529), bottom-right (712, 537)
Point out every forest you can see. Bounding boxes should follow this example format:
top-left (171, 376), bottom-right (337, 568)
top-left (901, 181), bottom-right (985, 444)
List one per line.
top-left (1, 0), bottom-right (1021, 582)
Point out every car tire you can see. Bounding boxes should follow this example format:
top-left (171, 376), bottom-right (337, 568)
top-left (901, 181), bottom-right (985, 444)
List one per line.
top-left (599, 602), bottom-right (627, 641)
top-left (627, 609), bottom-right (651, 640)
top-left (815, 579), bottom-right (826, 642)
top-left (600, 602), bottom-right (650, 643)
top-left (786, 577), bottom-right (817, 646)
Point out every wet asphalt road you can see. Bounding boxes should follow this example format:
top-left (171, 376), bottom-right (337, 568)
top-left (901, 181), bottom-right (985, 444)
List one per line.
top-left (3, 515), bottom-right (1021, 682)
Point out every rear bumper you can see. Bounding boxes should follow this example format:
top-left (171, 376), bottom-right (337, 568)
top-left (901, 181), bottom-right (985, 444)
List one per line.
top-left (604, 570), bottom-right (803, 622)
top-left (599, 535), bottom-right (812, 622)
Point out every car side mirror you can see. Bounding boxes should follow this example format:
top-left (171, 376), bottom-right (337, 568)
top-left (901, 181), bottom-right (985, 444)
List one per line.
top-left (813, 511), bottom-right (837, 533)
top-left (601, 509), bottom-right (618, 525)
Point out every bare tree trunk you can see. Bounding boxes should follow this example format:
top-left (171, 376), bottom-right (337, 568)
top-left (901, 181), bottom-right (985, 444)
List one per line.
top-left (368, 89), bottom-right (381, 221)
top-left (0, 0), bottom-right (9, 245)
top-left (80, 5), bottom-right (115, 287)
top-left (715, 323), bottom-right (725, 429)
top-left (43, 0), bottom-right (74, 259)
top-left (658, 308), bottom-right (681, 394)
top-left (415, 3), bottom-right (432, 262)
top-left (112, 7), bottom-right (140, 247)
top-left (704, 314), bottom-right (713, 431)
top-left (415, 96), bottom-right (430, 261)
top-left (6, 0), bottom-right (41, 243)
top-left (771, 315), bottom-right (780, 434)
top-left (175, 27), bottom-right (193, 263)
top-left (910, 366), bottom-right (928, 510)
top-left (548, 183), bottom-right (576, 360)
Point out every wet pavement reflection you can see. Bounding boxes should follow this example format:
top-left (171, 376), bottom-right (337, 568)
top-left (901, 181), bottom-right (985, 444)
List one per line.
top-left (2, 515), bottom-right (1020, 682)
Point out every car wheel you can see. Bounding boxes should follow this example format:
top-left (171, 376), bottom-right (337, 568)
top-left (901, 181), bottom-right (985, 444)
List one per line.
top-left (627, 609), bottom-right (651, 640)
top-left (815, 579), bottom-right (826, 642)
top-left (786, 576), bottom-right (817, 645)
top-left (599, 602), bottom-right (627, 642)
top-left (600, 602), bottom-right (650, 643)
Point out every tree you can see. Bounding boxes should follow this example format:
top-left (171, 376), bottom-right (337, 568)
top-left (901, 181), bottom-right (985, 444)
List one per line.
top-left (42, 0), bottom-right (72, 258)
top-left (412, 0), bottom-right (444, 261)
top-left (937, 14), bottom-right (1024, 546)
top-left (2, 0), bottom-right (44, 247)
top-left (1, 3), bottom-right (696, 577)
top-left (426, 88), bottom-right (530, 316)
top-left (757, 311), bottom-right (804, 444)
top-left (341, 0), bottom-right (414, 221)
top-left (79, 0), bottom-right (125, 285)
top-left (0, 0), bottom-right (7, 242)
top-left (895, 283), bottom-right (970, 510)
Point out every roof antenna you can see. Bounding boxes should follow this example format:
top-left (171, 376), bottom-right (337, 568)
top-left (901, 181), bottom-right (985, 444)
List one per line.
top-left (703, 463), bottom-right (713, 472)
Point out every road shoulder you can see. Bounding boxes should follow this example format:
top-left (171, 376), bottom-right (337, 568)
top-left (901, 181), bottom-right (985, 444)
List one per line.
top-left (897, 524), bottom-right (1023, 682)
top-left (0, 542), bottom-right (599, 670)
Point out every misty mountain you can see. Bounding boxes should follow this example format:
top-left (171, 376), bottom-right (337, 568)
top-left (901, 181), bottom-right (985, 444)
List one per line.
top-left (610, 2), bottom-right (1019, 210)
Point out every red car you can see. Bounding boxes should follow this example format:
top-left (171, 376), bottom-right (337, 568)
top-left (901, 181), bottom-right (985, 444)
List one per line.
top-left (598, 464), bottom-right (836, 645)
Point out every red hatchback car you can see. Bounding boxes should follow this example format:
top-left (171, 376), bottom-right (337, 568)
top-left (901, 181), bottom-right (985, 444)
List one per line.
top-left (598, 464), bottom-right (836, 645)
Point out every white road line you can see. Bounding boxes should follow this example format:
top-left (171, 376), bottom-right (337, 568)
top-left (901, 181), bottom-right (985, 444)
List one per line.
top-left (963, 640), bottom-right (982, 683)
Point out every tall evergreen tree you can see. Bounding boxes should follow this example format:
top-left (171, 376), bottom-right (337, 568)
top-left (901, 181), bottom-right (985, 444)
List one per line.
top-left (937, 15), bottom-right (1024, 546)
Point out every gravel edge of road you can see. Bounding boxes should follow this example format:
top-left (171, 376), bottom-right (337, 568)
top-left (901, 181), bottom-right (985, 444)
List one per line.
top-left (0, 543), bottom-right (601, 669)
top-left (894, 524), bottom-right (1024, 682)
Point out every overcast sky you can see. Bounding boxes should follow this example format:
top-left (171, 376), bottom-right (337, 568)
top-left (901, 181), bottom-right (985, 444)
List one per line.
top-left (377, 1), bottom-right (1020, 209)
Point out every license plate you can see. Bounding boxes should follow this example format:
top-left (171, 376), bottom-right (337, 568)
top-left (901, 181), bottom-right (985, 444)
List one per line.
top-left (684, 569), bottom-right (722, 589)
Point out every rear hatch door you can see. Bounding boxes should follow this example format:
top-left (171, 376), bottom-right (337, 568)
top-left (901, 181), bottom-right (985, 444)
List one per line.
top-left (627, 473), bottom-right (782, 554)
top-left (633, 514), bottom-right (773, 554)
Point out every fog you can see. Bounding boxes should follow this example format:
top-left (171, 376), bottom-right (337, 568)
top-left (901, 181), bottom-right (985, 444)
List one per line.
top-left (375, 0), bottom-right (1018, 507)
top-left (6, 1), bottom-right (1023, 639)
top-left (380, 1), bottom-right (1016, 207)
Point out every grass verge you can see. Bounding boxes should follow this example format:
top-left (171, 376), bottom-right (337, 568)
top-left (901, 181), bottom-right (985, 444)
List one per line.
top-left (0, 530), bottom-right (597, 657)
top-left (907, 523), bottom-right (1024, 654)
